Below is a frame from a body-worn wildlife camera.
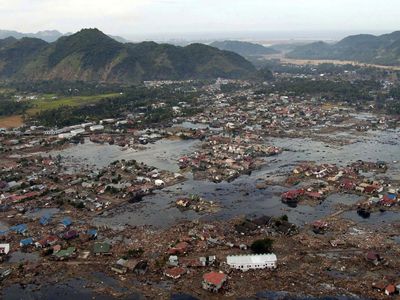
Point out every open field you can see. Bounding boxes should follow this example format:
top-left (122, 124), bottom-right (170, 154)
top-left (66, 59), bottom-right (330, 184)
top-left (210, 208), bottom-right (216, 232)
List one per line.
top-left (263, 54), bottom-right (400, 70)
top-left (281, 58), bottom-right (400, 70)
top-left (0, 115), bottom-right (23, 128)
top-left (26, 93), bottom-right (121, 115)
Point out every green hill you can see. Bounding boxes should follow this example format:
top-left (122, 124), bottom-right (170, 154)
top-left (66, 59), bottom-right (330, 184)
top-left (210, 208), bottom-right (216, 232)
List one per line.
top-left (287, 31), bottom-right (400, 65)
top-left (210, 40), bottom-right (278, 57)
top-left (0, 28), bottom-right (256, 83)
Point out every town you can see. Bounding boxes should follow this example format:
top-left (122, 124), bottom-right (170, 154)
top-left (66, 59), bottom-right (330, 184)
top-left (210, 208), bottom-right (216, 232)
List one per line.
top-left (0, 63), bottom-right (400, 299)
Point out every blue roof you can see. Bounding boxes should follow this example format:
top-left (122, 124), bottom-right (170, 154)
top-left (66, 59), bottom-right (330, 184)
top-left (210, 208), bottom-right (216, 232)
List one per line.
top-left (87, 229), bottom-right (98, 237)
top-left (39, 214), bottom-right (52, 226)
top-left (10, 224), bottom-right (28, 234)
top-left (0, 230), bottom-right (8, 236)
top-left (387, 193), bottom-right (397, 200)
top-left (20, 237), bottom-right (34, 246)
top-left (61, 217), bottom-right (72, 227)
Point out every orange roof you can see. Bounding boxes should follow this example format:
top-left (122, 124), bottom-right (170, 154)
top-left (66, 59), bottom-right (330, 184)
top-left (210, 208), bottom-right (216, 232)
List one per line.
top-left (203, 272), bottom-right (226, 286)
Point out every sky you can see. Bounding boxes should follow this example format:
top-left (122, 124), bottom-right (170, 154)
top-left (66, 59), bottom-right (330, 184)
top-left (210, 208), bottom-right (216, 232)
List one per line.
top-left (0, 0), bottom-right (398, 41)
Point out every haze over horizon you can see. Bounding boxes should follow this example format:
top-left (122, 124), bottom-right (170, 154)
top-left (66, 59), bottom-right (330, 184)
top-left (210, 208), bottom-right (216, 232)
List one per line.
top-left (0, 0), bottom-right (398, 42)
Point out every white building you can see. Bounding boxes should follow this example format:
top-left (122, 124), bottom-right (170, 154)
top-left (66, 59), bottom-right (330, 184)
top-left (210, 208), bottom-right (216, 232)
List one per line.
top-left (71, 128), bottom-right (85, 136)
top-left (44, 129), bottom-right (66, 136)
top-left (58, 132), bottom-right (74, 139)
top-left (81, 122), bottom-right (94, 128)
top-left (226, 254), bottom-right (277, 271)
top-left (154, 179), bottom-right (165, 187)
top-left (0, 244), bottom-right (10, 255)
top-left (116, 120), bottom-right (128, 126)
top-left (90, 125), bottom-right (105, 132)
top-left (100, 119), bottom-right (115, 124)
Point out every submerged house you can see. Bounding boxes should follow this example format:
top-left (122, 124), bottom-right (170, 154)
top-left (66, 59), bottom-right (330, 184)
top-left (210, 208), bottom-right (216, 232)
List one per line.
top-left (281, 189), bottom-right (304, 203)
top-left (226, 254), bottom-right (277, 271)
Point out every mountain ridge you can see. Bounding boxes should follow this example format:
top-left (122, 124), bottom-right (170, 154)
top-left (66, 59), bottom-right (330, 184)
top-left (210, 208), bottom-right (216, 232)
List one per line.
top-left (0, 28), bottom-right (257, 83)
top-left (0, 29), bottom-right (130, 43)
top-left (287, 31), bottom-right (400, 65)
top-left (210, 40), bottom-right (278, 57)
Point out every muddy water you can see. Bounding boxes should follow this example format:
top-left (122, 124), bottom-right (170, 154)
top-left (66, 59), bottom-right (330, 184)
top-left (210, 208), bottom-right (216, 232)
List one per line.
top-left (50, 138), bottom-right (200, 173)
top-left (50, 128), bottom-right (400, 229)
top-left (25, 208), bottom-right (60, 219)
top-left (1, 277), bottom-right (144, 300)
top-left (0, 220), bottom-right (8, 231)
top-left (8, 251), bottom-right (40, 263)
top-left (7, 127), bottom-right (395, 300)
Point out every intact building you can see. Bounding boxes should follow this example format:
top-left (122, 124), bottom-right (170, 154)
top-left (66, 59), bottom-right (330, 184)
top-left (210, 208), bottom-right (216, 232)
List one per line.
top-left (226, 254), bottom-right (277, 271)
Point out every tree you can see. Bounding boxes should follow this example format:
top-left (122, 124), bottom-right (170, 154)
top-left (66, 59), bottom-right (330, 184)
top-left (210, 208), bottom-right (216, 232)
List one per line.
top-left (279, 215), bottom-right (288, 222)
top-left (250, 238), bottom-right (274, 254)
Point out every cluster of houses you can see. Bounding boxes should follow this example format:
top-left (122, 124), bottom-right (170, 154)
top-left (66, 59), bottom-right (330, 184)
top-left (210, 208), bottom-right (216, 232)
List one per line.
top-left (0, 154), bottom-right (183, 217)
top-left (0, 215), bottom-right (113, 263)
top-left (162, 252), bottom-right (278, 292)
top-left (178, 135), bottom-right (282, 183)
top-left (281, 161), bottom-right (399, 209)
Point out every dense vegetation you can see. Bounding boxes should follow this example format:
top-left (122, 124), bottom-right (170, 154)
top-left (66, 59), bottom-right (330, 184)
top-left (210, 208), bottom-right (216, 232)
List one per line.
top-left (288, 31), bottom-right (400, 66)
top-left (260, 78), bottom-right (381, 102)
top-left (48, 29), bottom-right (124, 69)
top-left (387, 86), bottom-right (400, 114)
top-left (34, 86), bottom-right (201, 127)
top-left (8, 80), bottom-right (124, 96)
top-left (0, 28), bottom-right (257, 83)
top-left (0, 99), bottom-right (30, 117)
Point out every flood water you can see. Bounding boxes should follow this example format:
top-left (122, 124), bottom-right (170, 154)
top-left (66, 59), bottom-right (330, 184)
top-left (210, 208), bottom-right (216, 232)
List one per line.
top-left (2, 277), bottom-right (144, 300)
top-left (6, 123), bottom-right (395, 300)
top-left (46, 125), bottom-right (400, 230)
top-left (8, 250), bottom-right (40, 263)
top-left (50, 138), bottom-right (200, 173)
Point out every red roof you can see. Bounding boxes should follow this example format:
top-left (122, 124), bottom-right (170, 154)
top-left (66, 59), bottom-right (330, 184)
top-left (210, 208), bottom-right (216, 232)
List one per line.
top-left (364, 185), bottom-right (378, 193)
top-left (281, 189), bottom-right (304, 200)
top-left (380, 195), bottom-right (397, 206)
top-left (341, 179), bottom-right (355, 190)
top-left (164, 267), bottom-right (186, 279)
top-left (385, 284), bottom-right (396, 294)
top-left (7, 191), bottom-right (40, 203)
top-left (305, 191), bottom-right (323, 199)
top-left (366, 251), bottom-right (379, 261)
top-left (203, 272), bottom-right (226, 286)
top-left (168, 241), bottom-right (189, 254)
top-left (312, 220), bottom-right (328, 229)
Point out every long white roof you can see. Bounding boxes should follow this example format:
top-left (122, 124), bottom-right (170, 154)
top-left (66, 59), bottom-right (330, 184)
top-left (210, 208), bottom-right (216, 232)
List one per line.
top-left (227, 254), bottom-right (277, 264)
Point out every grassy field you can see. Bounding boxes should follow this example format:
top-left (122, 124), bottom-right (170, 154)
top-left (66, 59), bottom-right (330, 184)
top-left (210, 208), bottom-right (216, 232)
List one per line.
top-left (0, 115), bottom-right (23, 128)
top-left (26, 93), bottom-right (121, 115)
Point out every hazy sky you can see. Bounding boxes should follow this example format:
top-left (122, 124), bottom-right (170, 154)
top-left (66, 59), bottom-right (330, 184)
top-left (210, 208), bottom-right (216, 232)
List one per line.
top-left (0, 0), bottom-right (398, 40)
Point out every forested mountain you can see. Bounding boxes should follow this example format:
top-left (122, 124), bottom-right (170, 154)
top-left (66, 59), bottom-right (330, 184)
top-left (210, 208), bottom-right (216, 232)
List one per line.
top-left (210, 40), bottom-right (278, 57)
top-left (0, 29), bottom-right (256, 83)
top-left (287, 31), bottom-right (400, 65)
